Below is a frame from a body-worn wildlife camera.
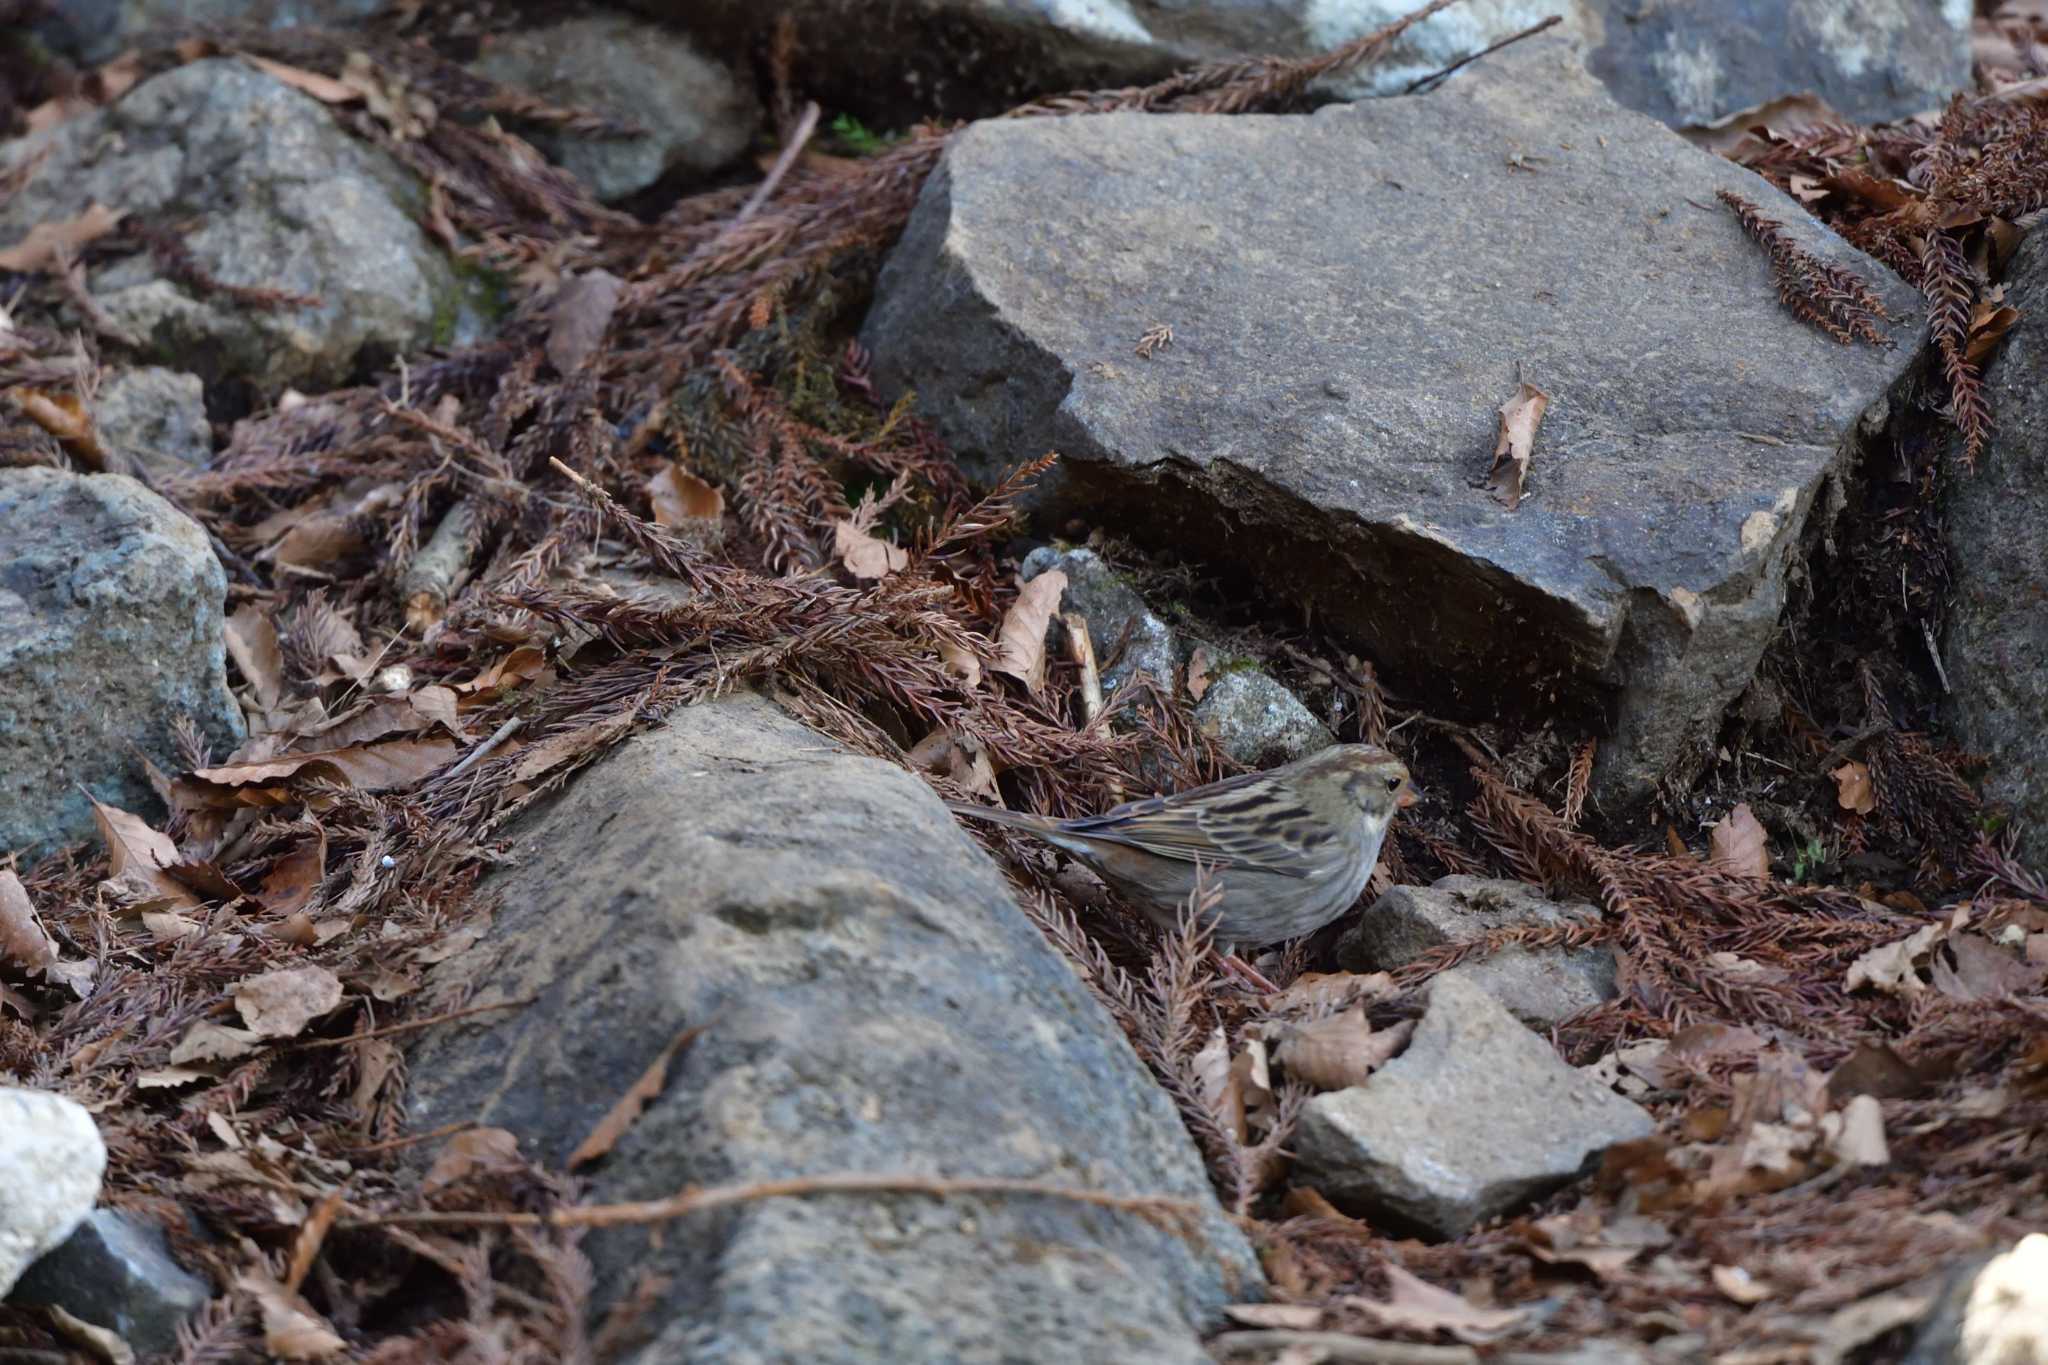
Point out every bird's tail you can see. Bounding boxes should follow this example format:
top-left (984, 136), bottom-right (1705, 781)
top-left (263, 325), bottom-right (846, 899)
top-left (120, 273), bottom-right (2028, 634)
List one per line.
top-left (943, 801), bottom-right (1056, 834)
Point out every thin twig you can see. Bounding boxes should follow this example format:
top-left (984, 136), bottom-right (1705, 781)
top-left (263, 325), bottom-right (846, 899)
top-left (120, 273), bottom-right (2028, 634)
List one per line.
top-left (291, 996), bottom-right (536, 1050)
top-left (444, 717), bottom-right (525, 780)
top-left (735, 101), bottom-right (822, 225)
top-left (1211, 1330), bottom-right (1478, 1363)
top-left (1404, 15), bottom-right (1562, 94)
top-left (341, 1173), bottom-right (1211, 1234)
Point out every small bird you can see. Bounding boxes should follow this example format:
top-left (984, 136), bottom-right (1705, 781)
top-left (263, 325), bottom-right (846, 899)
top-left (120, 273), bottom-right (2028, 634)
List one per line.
top-left (947, 744), bottom-right (1418, 950)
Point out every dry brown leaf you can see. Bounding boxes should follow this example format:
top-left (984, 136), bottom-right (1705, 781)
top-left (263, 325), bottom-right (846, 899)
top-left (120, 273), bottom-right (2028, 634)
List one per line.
top-left (938, 639), bottom-right (982, 689)
top-left (504, 711), bottom-right (636, 785)
top-left (567, 1023), bottom-right (703, 1170)
top-left (422, 1125), bottom-right (521, 1194)
top-left (1264, 970), bottom-right (1397, 1014)
top-left (258, 830), bottom-right (328, 917)
top-left (1844, 913), bottom-right (1961, 995)
top-left (140, 910), bottom-right (203, 943)
top-left (1930, 932), bottom-right (2048, 1002)
top-left (234, 965), bottom-right (344, 1038)
top-left (44, 1303), bottom-right (134, 1365)
top-left (545, 269), bottom-right (623, 374)
top-left (1678, 92), bottom-right (1847, 157)
top-left (225, 604), bottom-right (286, 711)
top-left (646, 463), bottom-right (725, 533)
top-left (0, 203), bottom-right (124, 273)
top-left (1831, 761), bottom-right (1876, 815)
top-left (906, 728), bottom-right (1001, 800)
top-left (1707, 803), bottom-right (1770, 879)
top-left (239, 1269), bottom-right (347, 1360)
top-left (283, 1190), bottom-right (346, 1295)
top-left (238, 52), bottom-right (359, 104)
top-left (993, 570), bottom-right (1066, 695)
top-left (1486, 380), bottom-right (1549, 510)
top-left (183, 736), bottom-right (459, 802)
top-left (1186, 646), bottom-right (1213, 702)
top-left (1821, 1093), bottom-right (1889, 1167)
top-left (0, 869), bottom-right (93, 996)
top-left (456, 645), bottom-right (549, 696)
top-left (1712, 1263), bottom-right (1774, 1304)
top-left (91, 798), bottom-right (202, 911)
top-left (1352, 1263), bottom-right (1527, 1344)
top-left (170, 1022), bottom-right (264, 1065)
top-left (833, 514), bottom-right (909, 580)
top-left (1273, 1007), bottom-right (1413, 1091)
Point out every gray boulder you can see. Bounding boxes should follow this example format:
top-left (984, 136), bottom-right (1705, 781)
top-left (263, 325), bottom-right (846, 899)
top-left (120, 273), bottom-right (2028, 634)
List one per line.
top-left (645, 0), bottom-right (1964, 126)
top-left (863, 36), bottom-right (1920, 808)
top-left (1944, 229), bottom-right (2048, 873)
top-left (8, 1209), bottom-right (211, 1357)
top-left (93, 367), bottom-right (211, 477)
top-left (1194, 669), bottom-right (1334, 768)
top-left (1337, 876), bottom-right (1617, 1030)
top-left (402, 692), bottom-right (1258, 1363)
top-left (0, 468), bottom-right (243, 858)
top-left (1295, 973), bottom-right (1654, 1238)
top-left (0, 59), bottom-right (463, 392)
top-left (469, 14), bottom-right (760, 202)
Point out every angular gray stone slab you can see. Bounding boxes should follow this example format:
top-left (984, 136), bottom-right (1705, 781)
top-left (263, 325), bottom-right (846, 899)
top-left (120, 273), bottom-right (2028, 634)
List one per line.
top-left (9, 1209), bottom-right (211, 1357)
top-left (402, 693), bottom-right (1258, 1364)
top-left (1295, 973), bottom-right (1653, 1238)
top-left (0, 469), bottom-right (244, 858)
top-left (1944, 229), bottom-right (2048, 873)
top-left (863, 37), bottom-right (1921, 804)
top-left (1337, 875), bottom-right (1617, 1030)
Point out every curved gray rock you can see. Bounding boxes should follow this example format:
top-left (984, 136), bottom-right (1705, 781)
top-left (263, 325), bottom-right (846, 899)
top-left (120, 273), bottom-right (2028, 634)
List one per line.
top-left (863, 37), bottom-right (1921, 806)
top-left (0, 468), bottom-right (243, 859)
top-left (8, 1209), bottom-right (211, 1356)
top-left (402, 693), bottom-right (1259, 1364)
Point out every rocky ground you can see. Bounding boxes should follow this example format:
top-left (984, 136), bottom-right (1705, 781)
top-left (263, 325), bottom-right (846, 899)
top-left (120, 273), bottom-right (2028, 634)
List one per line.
top-left (0, 1), bottom-right (2044, 1362)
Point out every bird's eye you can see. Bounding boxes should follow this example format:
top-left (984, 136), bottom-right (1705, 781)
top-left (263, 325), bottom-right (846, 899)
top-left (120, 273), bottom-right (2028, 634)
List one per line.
top-left (1384, 775), bottom-right (1402, 792)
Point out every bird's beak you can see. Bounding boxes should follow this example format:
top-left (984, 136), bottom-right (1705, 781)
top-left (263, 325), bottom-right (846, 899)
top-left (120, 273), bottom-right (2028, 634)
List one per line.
top-left (1397, 779), bottom-right (1423, 810)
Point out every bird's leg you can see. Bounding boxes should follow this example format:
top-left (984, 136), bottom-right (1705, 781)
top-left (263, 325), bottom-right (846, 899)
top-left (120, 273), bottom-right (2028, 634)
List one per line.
top-left (1213, 949), bottom-right (1278, 995)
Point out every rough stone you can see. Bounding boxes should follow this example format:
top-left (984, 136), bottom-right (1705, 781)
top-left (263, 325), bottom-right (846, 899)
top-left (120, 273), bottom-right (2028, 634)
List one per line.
top-left (0, 468), bottom-right (243, 859)
top-left (1194, 669), bottom-right (1334, 768)
top-left (863, 36), bottom-right (1920, 808)
top-left (0, 1089), bottom-right (105, 1299)
top-left (1580, 0), bottom-right (1972, 129)
top-left (8, 1209), bottom-right (211, 1356)
top-left (1336, 876), bottom-right (1617, 1030)
top-left (1903, 1235), bottom-right (2048, 1365)
top-left (0, 59), bottom-right (462, 392)
top-left (469, 14), bottom-right (760, 202)
top-left (402, 692), bottom-right (1258, 1362)
top-left (646, 0), bottom-right (1965, 127)
top-left (1020, 544), bottom-right (1179, 696)
top-left (93, 367), bottom-right (211, 476)
top-left (1943, 228), bottom-right (2048, 873)
top-left (35, 0), bottom-right (385, 67)
top-left (1295, 973), bottom-right (1653, 1238)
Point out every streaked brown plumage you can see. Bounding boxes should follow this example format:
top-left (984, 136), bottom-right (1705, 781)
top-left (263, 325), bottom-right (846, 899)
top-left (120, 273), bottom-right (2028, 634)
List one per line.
top-left (948, 744), bottom-right (1417, 948)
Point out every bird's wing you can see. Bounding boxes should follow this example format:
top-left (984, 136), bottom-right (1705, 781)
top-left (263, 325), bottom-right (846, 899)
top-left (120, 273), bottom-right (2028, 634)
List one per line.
top-left (1059, 771), bottom-right (1319, 878)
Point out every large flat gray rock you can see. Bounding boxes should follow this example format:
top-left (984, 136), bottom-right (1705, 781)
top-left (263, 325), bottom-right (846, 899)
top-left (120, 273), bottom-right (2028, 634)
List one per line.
top-left (863, 37), bottom-right (1920, 805)
top-left (0, 469), bottom-right (244, 859)
top-left (645, 0), bottom-right (1965, 126)
top-left (402, 693), bottom-right (1257, 1364)
top-left (1944, 229), bottom-right (2048, 872)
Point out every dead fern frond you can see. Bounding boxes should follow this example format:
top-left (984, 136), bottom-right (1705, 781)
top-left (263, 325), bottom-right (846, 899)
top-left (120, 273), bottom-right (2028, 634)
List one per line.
top-left (1717, 190), bottom-right (1891, 345)
top-left (1921, 228), bottom-right (1992, 465)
